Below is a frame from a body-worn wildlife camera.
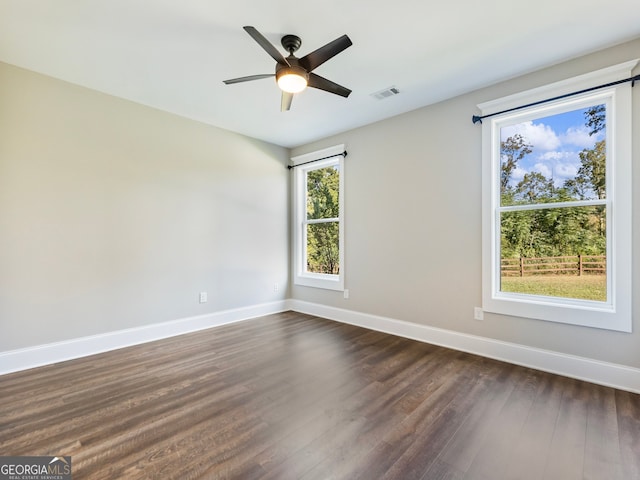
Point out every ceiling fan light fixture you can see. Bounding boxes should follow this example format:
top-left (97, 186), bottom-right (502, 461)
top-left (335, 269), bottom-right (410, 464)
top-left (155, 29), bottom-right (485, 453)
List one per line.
top-left (276, 66), bottom-right (308, 93)
top-left (223, 27), bottom-right (352, 111)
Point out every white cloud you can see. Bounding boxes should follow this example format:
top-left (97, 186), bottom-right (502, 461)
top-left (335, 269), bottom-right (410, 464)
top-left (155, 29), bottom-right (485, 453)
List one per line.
top-left (555, 162), bottom-right (578, 180)
top-left (533, 163), bottom-right (552, 179)
top-left (531, 152), bottom-right (580, 187)
top-left (539, 151), bottom-right (568, 161)
top-left (512, 166), bottom-right (526, 183)
top-left (561, 125), bottom-right (598, 148)
top-left (502, 117), bottom-right (599, 188)
top-left (502, 121), bottom-right (560, 151)
top-left (501, 146), bottom-right (580, 186)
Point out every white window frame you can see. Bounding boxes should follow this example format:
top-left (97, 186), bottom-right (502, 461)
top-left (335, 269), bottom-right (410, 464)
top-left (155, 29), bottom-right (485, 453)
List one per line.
top-left (478, 61), bottom-right (636, 332)
top-left (292, 145), bottom-right (345, 291)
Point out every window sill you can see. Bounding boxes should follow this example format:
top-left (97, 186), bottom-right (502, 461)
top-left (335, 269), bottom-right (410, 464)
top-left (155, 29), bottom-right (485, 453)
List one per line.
top-left (294, 274), bottom-right (344, 291)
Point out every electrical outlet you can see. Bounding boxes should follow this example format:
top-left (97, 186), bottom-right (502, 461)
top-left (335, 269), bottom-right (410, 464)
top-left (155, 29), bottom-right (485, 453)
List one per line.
top-left (199, 292), bottom-right (208, 304)
top-left (344, 289), bottom-right (349, 299)
top-left (474, 307), bottom-right (484, 321)
top-left (273, 283), bottom-right (279, 292)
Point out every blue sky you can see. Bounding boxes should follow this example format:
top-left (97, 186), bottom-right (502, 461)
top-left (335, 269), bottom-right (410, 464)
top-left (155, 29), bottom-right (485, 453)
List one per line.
top-left (501, 105), bottom-right (605, 188)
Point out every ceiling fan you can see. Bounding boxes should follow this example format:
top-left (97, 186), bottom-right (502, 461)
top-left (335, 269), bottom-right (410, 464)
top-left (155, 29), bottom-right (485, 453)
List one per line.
top-left (223, 26), bottom-right (353, 111)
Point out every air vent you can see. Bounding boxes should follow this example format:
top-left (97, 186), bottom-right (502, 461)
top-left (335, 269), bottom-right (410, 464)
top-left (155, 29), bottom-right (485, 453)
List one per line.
top-left (371, 86), bottom-right (400, 100)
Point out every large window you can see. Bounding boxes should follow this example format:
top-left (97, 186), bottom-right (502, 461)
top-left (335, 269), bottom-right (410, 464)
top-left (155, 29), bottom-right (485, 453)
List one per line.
top-left (479, 61), bottom-right (635, 332)
top-left (292, 145), bottom-right (345, 290)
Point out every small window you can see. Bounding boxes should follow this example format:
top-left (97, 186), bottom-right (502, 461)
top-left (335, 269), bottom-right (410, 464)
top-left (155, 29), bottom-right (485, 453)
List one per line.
top-left (479, 61), bottom-right (635, 332)
top-left (292, 145), bottom-right (345, 290)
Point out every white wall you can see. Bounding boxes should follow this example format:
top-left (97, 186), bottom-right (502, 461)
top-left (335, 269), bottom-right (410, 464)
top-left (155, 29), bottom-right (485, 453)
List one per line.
top-left (291, 37), bottom-right (640, 369)
top-left (0, 62), bottom-right (290, 351)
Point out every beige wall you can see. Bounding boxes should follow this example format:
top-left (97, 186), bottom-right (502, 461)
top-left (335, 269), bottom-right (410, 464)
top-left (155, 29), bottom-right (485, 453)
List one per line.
top-left (0, 62), bottom-right (290, 351)
top-left (291, 37), bottom-right (640, 369)
top-left (2, 37), bottom-right (639, 370)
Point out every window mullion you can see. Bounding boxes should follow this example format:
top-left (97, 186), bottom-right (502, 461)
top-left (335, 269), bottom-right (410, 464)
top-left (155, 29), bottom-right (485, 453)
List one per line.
top-left (304, 217), bottom-right (339, 225)
top-left (498, 199), bottom-right (607, 213)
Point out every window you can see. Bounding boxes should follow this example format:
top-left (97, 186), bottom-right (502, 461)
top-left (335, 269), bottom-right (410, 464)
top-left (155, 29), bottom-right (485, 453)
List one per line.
top-left (479, 61), bottom-right (635, 332)
top-left (292, 145), bottom-right (345, 290)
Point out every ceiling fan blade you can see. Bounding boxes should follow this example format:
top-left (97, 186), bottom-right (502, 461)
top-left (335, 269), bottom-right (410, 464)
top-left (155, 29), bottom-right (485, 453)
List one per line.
top-left (281, 91), bottom-right (294, 111)
top-left (223, 74), bottom-right (274, 85)
top-left (308, 73), bottom-right (351, 98)
top-left (243, 26), bottom-right (290, 66)
top-left (299, 35), bottom-right (352, 72)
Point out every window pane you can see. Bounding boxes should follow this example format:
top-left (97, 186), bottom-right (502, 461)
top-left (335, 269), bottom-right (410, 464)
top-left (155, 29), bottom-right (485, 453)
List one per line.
top-left (306, 222), bottom-right (339, 274)
top-left (500, 206), bottom-right (606, 301)
top-left (307, 165), bottom-right (340, 220)
top-left (500, 105), bottom-right (606, 207)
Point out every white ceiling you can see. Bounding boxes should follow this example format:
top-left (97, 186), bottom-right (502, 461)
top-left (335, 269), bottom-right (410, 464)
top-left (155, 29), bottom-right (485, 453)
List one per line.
top-left (2, 1), bottom-right (640, 148)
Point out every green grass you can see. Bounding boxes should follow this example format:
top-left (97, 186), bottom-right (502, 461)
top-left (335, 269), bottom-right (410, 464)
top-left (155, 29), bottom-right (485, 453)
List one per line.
top-left (500, 275), bottom-right (606, 301)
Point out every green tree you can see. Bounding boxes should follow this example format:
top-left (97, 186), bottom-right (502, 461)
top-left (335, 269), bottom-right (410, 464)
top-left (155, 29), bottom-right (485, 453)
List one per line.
top-left (573, 104), bottom-right (607, 239)
top-left (501, 122), bottom-right (606, 260)
top-left (584, 104), bottom-right (605, 136)
top-left (500, 106), bottom-right (607, 291)
top-left (306, 166), bottom-right (340, 274)
top-left (501, 210), bottom-right (537, 257)
top-left (576, 140), bottom-right (606, 199)
top-left (515, 171), bottom-right (555, 203)
top-left (563, 176), bottom-right (591, 200)
top-left (500, 134), bottom-right (532, 198)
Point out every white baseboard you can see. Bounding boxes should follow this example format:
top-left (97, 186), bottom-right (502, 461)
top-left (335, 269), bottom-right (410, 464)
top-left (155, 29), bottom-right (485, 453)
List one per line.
top-left (0, 300), bottom-right (290, 376)
top-left (289, 299), bottom-right (640, 394)
top-left (4, 299), bottom-right (638, 394)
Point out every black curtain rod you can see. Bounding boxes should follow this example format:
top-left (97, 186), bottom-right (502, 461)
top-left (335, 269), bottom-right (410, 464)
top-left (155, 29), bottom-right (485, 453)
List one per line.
top-left (472, 74), bottom-right (640, 124)
top-left (287, 150), bottom-right (348, 169)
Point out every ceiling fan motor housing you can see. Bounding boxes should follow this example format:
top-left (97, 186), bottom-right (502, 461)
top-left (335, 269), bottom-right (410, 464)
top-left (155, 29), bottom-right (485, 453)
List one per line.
top-left (275, 58), bottom-right (309, 83)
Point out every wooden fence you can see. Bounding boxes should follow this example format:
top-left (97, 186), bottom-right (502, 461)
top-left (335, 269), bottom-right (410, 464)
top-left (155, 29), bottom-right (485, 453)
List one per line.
top-left (501, 255), bottom-right (606, 277)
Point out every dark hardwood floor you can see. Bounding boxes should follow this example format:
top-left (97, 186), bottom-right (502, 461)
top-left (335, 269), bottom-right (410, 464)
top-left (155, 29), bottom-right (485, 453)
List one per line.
top-left (1, 311), bottom-right (639, 479)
